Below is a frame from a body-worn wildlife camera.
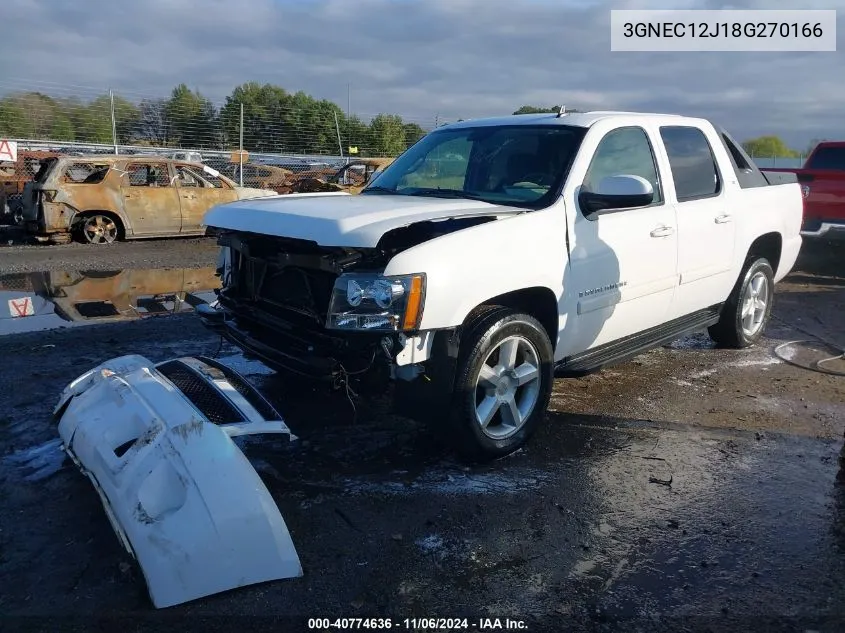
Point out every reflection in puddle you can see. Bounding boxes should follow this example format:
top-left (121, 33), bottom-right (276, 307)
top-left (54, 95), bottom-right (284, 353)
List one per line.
top-left (0, 267), bottom-right (220, 335)
top-left (3, 438), bottom-right (67, 482)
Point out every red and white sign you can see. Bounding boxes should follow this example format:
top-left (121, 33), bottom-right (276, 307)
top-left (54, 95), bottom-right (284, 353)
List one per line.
top-left (0, 140), bottom-right (17, 162)
top-left (8, 296), bottom-right (34, 317)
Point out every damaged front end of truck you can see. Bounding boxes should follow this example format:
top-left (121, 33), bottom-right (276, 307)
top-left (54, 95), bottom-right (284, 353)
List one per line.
top-left (198, 199), bottom-right (506, 390)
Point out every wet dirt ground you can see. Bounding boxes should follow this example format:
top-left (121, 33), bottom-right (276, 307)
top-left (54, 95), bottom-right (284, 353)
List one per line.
top-left (0, 238), bottom-right (843, 632)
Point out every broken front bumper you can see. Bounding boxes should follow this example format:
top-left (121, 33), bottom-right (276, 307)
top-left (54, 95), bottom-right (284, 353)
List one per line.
top-left (55, 354), bottom-right (303, 608)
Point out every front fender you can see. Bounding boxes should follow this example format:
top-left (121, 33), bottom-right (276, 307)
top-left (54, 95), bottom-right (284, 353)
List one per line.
top-left (383, 208), bottom-right (567, 329)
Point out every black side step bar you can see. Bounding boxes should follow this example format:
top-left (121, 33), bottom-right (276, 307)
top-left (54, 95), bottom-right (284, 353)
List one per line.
top-left (555, 305), bottom-right (723, 377)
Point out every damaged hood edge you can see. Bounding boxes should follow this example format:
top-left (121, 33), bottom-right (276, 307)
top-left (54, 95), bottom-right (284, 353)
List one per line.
top-left (202, 192), bottom-right (525, 247)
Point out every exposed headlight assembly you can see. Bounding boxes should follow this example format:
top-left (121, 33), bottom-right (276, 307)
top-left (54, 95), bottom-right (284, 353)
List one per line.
top-left (327, 273), bottom-right (425, 332)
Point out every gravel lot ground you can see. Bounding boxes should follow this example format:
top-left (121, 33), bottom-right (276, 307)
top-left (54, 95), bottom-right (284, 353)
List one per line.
top-left (0, 226), bottom-right (219, 273)
top-left (0, 236), bottom-right (843, 632)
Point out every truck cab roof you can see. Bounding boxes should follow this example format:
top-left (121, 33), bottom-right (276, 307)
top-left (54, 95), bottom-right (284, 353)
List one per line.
top-left (438, 111), bottom-right (697, 131)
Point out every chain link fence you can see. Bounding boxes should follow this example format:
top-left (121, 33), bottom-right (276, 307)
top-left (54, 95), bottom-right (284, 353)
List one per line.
top-left (0, 81), bottom-right (471, 216)
top-left (1, 80), bottom-right (813, 212)
top-left (746, 153), bottom-right (807, 169)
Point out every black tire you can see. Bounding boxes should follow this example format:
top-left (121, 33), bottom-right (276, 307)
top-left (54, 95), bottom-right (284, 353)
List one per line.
top-left (446, 306), bottom-right (554, 462)
top-left (708, 257), bottom-right (775, 348)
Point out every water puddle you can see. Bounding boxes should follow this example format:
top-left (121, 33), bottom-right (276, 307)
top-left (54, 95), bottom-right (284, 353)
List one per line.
top-left (0, 267), bottom-right (220, 335)
top-left (3, 438), bottom-right (67, 481)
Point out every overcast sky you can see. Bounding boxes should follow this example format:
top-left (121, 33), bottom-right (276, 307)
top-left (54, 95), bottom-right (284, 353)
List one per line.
top-left (1, 0), bottom-right (842, 148)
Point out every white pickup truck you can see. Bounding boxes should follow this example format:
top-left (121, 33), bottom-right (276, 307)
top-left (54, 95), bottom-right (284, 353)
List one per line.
top-left (199, 111), bottom-right (803, 460)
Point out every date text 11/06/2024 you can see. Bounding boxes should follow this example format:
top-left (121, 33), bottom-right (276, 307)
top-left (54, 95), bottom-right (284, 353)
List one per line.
top-left (307, 618), bottom-right (528, 630)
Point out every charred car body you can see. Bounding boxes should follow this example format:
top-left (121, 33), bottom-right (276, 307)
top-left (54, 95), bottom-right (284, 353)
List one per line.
top-left (0, 150), bottom-right (61, 223)
top-left (22, 155), bottom-right (275, 244)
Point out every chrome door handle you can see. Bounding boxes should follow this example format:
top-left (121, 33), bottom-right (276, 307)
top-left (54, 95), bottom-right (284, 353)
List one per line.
top-left (714, 214), bottom-right (733, 224)
top-left (650, 225), bottom-right (675, 238)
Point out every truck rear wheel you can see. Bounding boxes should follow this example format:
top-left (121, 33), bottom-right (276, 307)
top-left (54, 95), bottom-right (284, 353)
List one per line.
top-left (446, 306), bottom-right (554, 461)
top-left (708, 257), bottom-right (774, 348)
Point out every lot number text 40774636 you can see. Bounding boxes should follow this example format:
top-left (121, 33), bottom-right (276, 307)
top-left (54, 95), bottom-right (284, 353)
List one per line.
top-left (307, 617), bottom-right (529, 630)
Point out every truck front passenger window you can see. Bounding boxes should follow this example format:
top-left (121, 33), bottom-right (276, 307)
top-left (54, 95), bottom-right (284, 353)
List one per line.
top-left (583, 127), bottom-right (663, 205)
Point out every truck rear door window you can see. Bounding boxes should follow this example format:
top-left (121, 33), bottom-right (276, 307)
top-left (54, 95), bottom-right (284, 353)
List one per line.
top-left (805, 146), bottom-right (845, 170)
top-left (659, 126), bottom-right (721, 202)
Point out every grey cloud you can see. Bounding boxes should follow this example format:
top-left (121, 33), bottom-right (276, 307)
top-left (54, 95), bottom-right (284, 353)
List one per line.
top-left (0, 0), bottom-right (842, 147)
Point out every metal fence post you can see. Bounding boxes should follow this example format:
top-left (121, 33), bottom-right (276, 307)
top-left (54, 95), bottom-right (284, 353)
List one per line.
top-left (239, 103), bottom-right (244, 187)
top-left (109, 88), bottom-right (118, 154)
top-left (334, 111), bottom-right (344, 160)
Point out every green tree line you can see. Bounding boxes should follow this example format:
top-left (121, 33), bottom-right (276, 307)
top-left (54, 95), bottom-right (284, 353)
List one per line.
top-left (0, 82), bottom-right (428, 157)
top-left (0, 89), bottom-right (816, 158)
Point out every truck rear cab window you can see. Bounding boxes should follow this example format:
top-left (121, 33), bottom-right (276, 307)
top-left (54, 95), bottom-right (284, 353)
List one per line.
top-left (717, 128), bottom-right (769, 189)
top-left (805, 146), bottom-right (845, 170)
top-left (659, 126), bottom-right (721, 202)
top-left (582, 126), bottom-right (663, 206)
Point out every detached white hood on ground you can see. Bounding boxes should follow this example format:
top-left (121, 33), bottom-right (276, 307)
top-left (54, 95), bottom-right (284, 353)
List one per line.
top-left (202, 192), bottom-right (524, 247)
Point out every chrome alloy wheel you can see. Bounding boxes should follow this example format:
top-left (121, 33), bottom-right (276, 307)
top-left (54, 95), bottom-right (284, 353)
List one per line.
top-left (473, 335), bottom-right (542, 440)
top-left (740, 271), bottom-right (770, 337)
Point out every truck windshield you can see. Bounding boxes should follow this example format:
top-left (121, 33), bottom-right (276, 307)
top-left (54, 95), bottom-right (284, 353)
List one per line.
top-left (806, 146), bottom-right (845, 170)
top-left (361, 124), bottom-right (586, 209)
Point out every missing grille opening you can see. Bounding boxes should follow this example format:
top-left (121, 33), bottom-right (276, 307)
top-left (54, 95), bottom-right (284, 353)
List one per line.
top-left (156, 360), bottom-right (245, 425)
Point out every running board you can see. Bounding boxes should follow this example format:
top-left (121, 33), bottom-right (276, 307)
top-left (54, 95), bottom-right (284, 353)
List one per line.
top-left (556, 305), bottom-right (722, 376)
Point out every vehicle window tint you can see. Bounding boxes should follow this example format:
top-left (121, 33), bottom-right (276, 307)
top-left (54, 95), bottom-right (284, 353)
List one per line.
top-left (721, 134), bottom-right (751, 171)
top-left (806, 146), bottom-right (845, 170)
top-left (659, 126), bottom-right (720, 201)
top-left (397, 136), bottom-right (471, 190)
top-left (63, 163), bottom-right (110, 184)
top-left (127, 163), bottom-right (171, 187)
top-left (583, 126), bottom-right (663, 204)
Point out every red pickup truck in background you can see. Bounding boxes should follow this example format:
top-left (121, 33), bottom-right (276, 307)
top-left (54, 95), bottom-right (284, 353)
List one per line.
top-left (765, 141), bottom-right (845, 240)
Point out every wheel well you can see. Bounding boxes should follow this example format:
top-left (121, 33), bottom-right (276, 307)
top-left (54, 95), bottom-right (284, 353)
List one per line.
top-left (73, 210), bottom-right (125, 239)
top-left (471, 287), bottom-right (559, 351)
top-left (747, 232), bottom-right (782, 274)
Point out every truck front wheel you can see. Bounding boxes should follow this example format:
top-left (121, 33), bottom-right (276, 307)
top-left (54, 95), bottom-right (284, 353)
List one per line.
top-left (447, 307), bottom-right (554, 461)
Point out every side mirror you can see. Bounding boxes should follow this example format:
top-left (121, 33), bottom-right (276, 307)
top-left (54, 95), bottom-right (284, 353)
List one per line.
top-left (579, 174), bottom-right (654, 218)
